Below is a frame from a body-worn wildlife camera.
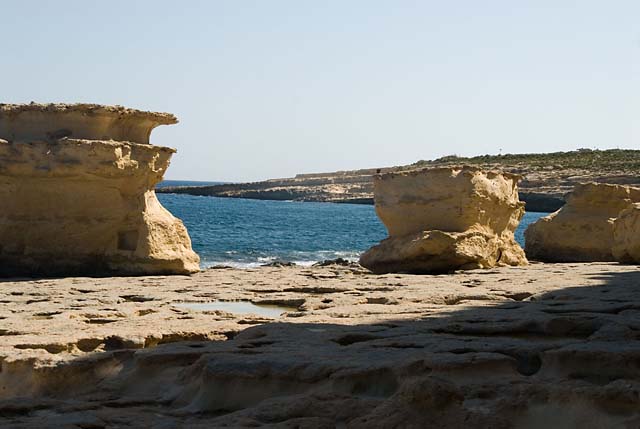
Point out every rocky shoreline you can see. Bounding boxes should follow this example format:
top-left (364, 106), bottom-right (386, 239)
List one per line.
top-left (1, 262), bottom-right (639, 427)
top-left (3, 104), bottom-right (640, 427)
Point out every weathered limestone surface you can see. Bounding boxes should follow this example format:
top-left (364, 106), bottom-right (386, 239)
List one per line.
top-left (0, 263), bottom-right (638, 427)
top-left (0, 103), bottom-right (177, 144)
top-left (0, 103), bottom-right (199, 276)
top-left (360, 166), bottom-right (527, 273)
top-left (525, 183), bottom-right (640, 262)
top-left (612, 203), bottom-right (640, 263)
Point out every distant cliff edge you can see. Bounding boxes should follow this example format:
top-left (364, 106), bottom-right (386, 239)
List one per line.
top-left (157, 149), bottom-right (640, 213)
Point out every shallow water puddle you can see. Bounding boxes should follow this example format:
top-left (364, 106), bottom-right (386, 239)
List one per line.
top-left (173, 301), bottom-right (293, 318)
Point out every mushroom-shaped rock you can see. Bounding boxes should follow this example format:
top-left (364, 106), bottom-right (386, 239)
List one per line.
top-left (525, 183), bottom-right (640, 262)
top-left (359, 166), bottom-right (527, 274)
top-left (0, 103), bottom-right (199, 276)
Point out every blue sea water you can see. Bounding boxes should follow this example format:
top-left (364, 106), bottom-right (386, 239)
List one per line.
top-left (157, 187), bottom-right (548, 268)
top-left (157, 180), bottom-right (224, 188)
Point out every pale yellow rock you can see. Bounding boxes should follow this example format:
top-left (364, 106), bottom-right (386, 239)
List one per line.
top-left (0, 103), bottom-right (199, 276)
top-left (360, 166), bottom-right (527, 273)
top-left (612, 203), bottom-right (640, 263)
top-left (0, 103), bottom-right (177, 144)
top-left (525, 183), bottom-right (640, 262)
top-left (2, 263), bottom-right (639, 427)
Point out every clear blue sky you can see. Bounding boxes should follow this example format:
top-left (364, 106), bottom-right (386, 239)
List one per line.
top-left (2, 1), bottom-right (638, 181)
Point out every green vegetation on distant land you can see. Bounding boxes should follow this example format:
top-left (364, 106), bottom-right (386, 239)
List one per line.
top-left (410, 149), bottom-right (640, 172)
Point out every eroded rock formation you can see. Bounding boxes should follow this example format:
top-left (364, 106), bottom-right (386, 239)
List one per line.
top-left (0, 103), bottom-right (177, 144)
top-left (359, 166), bottom-right (527, 274)
top-left (525, 183), bottom-right (640, 262)
top-left (0, 103), bottom-right (199, 276)
top-left (1, 263), bottom-right (639, 427)
top-left (612, 203), bottom-right (640, 263)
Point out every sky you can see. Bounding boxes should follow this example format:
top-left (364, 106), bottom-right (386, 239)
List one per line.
top-left (2, 1), bottom-right (639, 182)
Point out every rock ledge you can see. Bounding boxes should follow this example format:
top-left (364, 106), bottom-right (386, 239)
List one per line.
top-left (0, 103), bottom-right (199, 276)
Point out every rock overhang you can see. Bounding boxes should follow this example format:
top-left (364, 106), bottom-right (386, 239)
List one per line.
top-left (0, 103), bottom-right (178, 145)
top-left (0, 103), bottom-right (199, 276)
top-left (372, 165), bottom-right (525, 237)
top-left (0, 138), bottom-right (176, 180)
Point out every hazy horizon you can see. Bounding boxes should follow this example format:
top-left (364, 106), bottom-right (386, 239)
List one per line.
top-left (3, 1), bottom-right (638, 182)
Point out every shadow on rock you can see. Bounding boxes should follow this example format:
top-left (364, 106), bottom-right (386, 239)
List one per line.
top-left (1, 269), bottom-right (639, 428)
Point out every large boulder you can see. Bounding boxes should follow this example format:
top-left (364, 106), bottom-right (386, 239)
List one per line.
top-left (359, 166), bottom-right (527, 274)
top-left (612, 203), bottom-right (640, 263)
top-left (525, 183), bottom-right (640, 262)
top-left (0, 103), bottom-right (200, 276)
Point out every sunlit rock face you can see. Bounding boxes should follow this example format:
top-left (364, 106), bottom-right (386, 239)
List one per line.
top-left (525, 183), bottom-right (640, 262)
top-left (0, 103), bottom-right (177, 144)
top-left (360, 166), bottom-right (527, 274)
top-left (613, 203), bottom-right (640, 264)
top-left (0, 103), bottom-right (199, 276)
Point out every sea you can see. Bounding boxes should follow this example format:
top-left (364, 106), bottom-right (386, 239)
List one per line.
top-left (157, 181), bottom-right (548, 269)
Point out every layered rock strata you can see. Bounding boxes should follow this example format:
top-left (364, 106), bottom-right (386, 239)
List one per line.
top-left (360, 166), bottom-right (527, 274)
top-left (525, 183), bottom-right (640, 262)
top-left (0, 103), bottom-right (199, 276)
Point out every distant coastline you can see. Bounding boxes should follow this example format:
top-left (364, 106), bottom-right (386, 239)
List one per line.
top-left (158, 149), bottom-right (640, 213)
top-left (157, 180), bottom-right (227, 188)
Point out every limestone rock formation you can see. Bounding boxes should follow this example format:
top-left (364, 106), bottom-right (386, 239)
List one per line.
top-left (2, 263), bottom-right (639, 427)
top-left (612, 203), bottom-right (640, 263)
top-left (359, 166), bottom-right (527, 274)
top-left (0, 103), bottom-right (199, 276)
top-left (0, 103), bottom-right (177, 144)
top-left (525, 183), bottom-right (640, 262)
